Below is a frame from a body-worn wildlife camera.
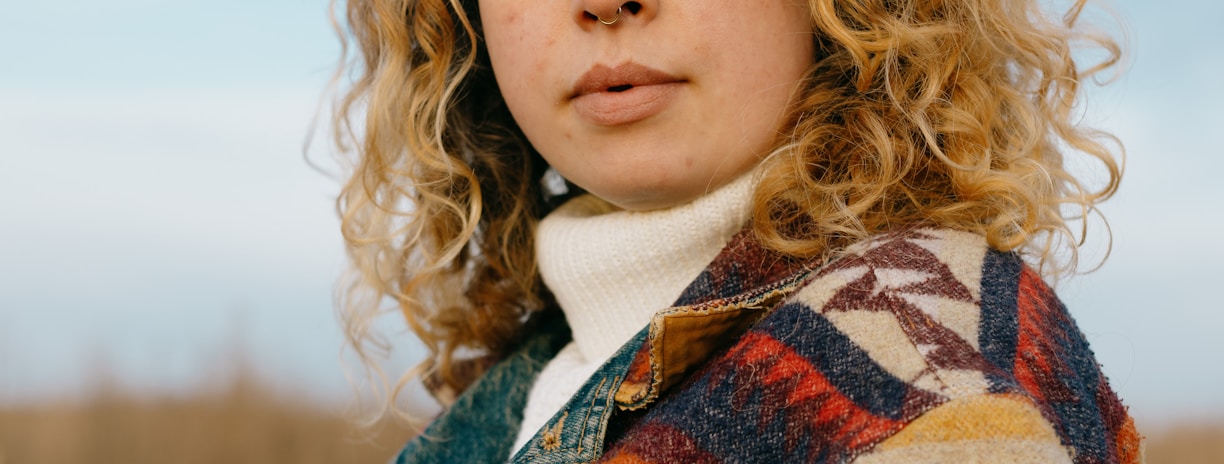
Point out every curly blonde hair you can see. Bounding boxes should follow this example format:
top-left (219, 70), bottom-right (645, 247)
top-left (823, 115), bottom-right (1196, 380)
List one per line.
top-left (330, 0), bottom-right (1122, 415)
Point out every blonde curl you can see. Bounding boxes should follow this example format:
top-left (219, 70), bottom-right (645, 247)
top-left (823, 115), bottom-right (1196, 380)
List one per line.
top-left (754, 0), bottom-right (1122, 274)
top-left (328, 0), bottom-right (1124, 419)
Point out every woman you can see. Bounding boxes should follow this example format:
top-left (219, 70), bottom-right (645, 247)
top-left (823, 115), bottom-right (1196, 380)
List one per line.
top-left (331, 0), bottom-right (1139, 462)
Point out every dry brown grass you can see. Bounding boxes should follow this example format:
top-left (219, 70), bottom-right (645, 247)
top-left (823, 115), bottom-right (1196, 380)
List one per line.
top-left (0, 378), bottom-right (417, 464)
top-left (1143, 422), bottom-right (1224, 464)
top-left (2, 377), bottom-right (1220, 463)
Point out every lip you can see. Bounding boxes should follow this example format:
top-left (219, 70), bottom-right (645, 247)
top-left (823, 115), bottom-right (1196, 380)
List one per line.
top-left (570, 63), bottom-right (685, 126)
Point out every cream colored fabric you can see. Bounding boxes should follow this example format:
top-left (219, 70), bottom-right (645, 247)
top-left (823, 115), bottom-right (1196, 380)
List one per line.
top-left (512, 171), bottom-right (756, 455)
top-left (854, 440), bottom-right (1072, 464)
top-left (534, 171), bottom-right (755, 364)
top-left (794, 228), bottom-right (997, 399)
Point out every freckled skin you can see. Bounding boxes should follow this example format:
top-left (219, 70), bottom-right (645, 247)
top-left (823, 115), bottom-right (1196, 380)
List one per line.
top-left (479, 0), bottom-right (815, 211)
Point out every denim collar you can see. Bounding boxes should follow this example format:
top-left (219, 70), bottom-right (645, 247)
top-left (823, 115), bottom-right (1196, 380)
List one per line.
top-left (396, 229), bottom-right (815, 463)
top-left (393, 313), bottom-right (571, 464)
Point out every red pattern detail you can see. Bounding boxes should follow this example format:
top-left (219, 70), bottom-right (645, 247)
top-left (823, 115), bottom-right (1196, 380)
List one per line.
top-left (621, 343), bottom-right (654, 390)
top-left (1013, 268), bottom-right (1079, 415)
top-left (709, 332), bottom-right (905, 461)
top-left (1012, 267), bottom-right (1107, 462)
top-left (599, 422), bottom-right (720, 463)
top-left (1097, 380), bottom-right (1142, 464)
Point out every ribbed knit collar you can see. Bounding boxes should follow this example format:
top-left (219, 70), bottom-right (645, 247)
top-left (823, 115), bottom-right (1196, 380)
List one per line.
top-left (535, 173), bottom-right (756, 365)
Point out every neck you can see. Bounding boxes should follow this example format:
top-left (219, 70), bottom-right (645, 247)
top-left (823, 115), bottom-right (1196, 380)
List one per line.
top-left (535, 172), bottom-right (756, 364)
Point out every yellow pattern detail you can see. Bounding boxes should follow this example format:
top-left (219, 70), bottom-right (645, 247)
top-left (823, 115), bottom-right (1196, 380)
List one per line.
top-left (877, 394), bottom-right (1061, 449)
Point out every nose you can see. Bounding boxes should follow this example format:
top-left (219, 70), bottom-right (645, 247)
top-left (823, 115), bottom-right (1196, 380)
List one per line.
top-left (572, 0), bottom-right (656, 27)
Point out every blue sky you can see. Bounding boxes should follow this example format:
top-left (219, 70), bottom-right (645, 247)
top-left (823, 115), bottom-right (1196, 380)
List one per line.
top-left (2, 0), bottom-right (1221, 428)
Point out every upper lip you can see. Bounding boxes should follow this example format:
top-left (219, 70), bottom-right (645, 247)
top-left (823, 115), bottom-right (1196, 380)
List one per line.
top-left (571, 63), bottom-right (684, 98)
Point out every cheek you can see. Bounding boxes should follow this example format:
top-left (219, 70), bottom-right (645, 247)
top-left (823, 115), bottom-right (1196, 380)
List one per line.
top-left (484, 10), bottom-right (529, 83)
top-left (482, 8), bottom-right (556, 119)
top-left (702, 3), bottom-right (813, 78)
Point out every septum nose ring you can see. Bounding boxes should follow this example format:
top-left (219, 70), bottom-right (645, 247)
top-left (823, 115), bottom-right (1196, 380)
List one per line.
top-left (597, 6), bottom-right (622, 25)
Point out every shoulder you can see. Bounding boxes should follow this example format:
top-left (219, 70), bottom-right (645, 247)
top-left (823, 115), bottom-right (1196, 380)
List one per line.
top-left (746, 227), bottom-right (1138, 462)
top-left (779, 227), bottom-right (1012, 398)
top-left (763, 227), bottom-right (1014, 403)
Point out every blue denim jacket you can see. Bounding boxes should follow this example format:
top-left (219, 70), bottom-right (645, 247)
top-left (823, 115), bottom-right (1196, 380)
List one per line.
top-left (391, 311), bottom-right (575, 463)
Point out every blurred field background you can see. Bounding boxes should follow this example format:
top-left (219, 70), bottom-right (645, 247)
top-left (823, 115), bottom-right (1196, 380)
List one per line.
top-left (0, 372), bottom-right (416, 464)
top-left (1, 371), bottom-right (1222, 464)
top-left (2, 0), bottom-right (1222, 462)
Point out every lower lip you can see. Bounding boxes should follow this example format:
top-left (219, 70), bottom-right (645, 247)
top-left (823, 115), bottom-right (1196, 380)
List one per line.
top-left (571, 83), bottom-right (683, 126)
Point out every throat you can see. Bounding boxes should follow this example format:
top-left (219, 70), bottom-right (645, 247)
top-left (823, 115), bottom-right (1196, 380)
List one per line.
top-left (534, 171), bottom-right (757, 364)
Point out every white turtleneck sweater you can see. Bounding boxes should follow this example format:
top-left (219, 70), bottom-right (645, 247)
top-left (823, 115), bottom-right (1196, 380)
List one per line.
top-left (509, 172), bottom-right (756, 454)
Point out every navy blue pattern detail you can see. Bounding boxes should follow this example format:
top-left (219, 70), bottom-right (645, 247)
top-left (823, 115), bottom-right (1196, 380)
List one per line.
top-left (978, 249), bottom-right (1021, 393)
top-left (755, 302), bottom-right (913, 420)
top-left (1023, 278), bottom-right (1113, 463)
top-left (676, 262), bottom-right (745, 306)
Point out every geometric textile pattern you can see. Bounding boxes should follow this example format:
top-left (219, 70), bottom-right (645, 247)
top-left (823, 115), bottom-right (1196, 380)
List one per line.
top-left (599, 228), bottom-right (1138, 463)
